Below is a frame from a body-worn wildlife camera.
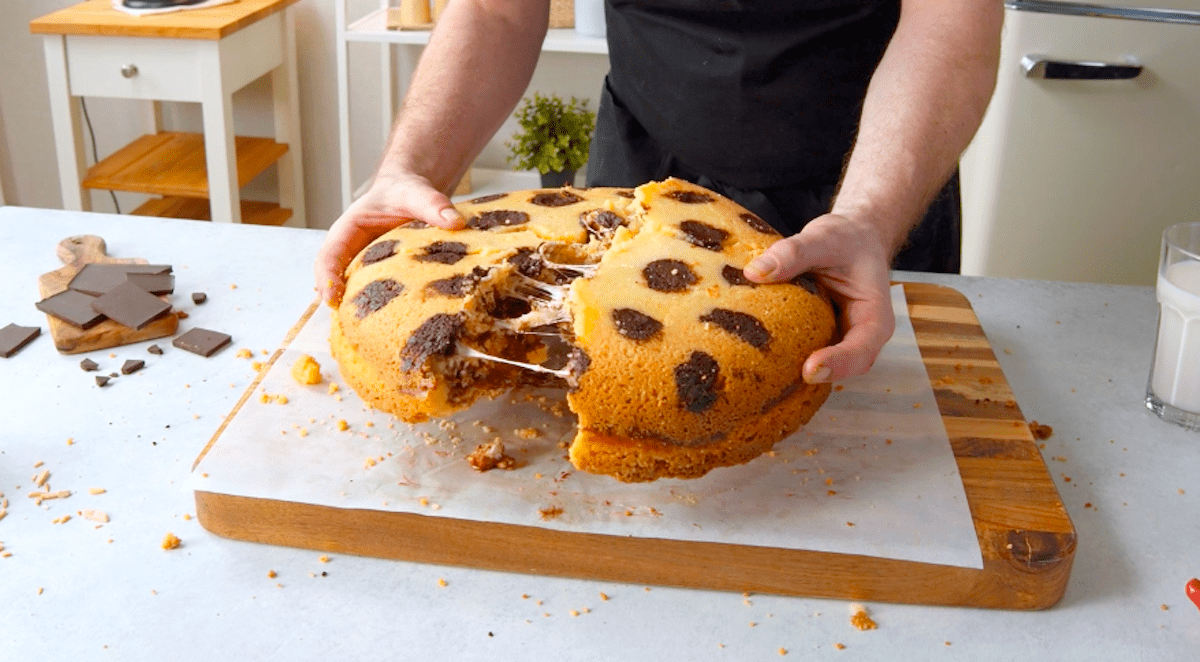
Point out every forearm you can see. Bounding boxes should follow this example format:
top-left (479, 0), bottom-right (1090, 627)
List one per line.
top-left (377, 0), bottom-right (550, 193)
top-left (831, 0), bottom-right (1003, 253)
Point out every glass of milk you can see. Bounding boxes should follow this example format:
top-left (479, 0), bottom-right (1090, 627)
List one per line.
top-left (1146, 222), bottom-right (1200, 430)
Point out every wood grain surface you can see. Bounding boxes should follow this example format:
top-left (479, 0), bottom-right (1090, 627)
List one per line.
top-left (29, 0), bottom-right (301, 40)
top-left (194, 283), bottom-right (1076, 609)
top-left (37, 235), bottom-right (178, 354)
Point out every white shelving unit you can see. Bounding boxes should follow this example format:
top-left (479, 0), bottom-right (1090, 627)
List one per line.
top-left (335, 1), bottom-right (609, 209)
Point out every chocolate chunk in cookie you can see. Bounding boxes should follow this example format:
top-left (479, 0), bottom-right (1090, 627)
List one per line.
top-left (530, 191), bottom-right (583, 207)
top-left (700, 309), bottom-right (771, 351)
top-left (580, 209), bottom-right (626, 238)
top-left (679, 220), bottom-right (730, 252)
top-left (643, 259), bottom-right (698, 293)
top-left (468, 193), bottom-right (508, 204)
top-left (400, 313), bottom-right (464, 371)
top-left (352, 279), bottom-right (404, 319)
top-left (721, 264), bottom-right (758, 287)
top-left (674, 351), bottom-right (722, 413)
top-left (789, 272), bottom-right (824, 297)
top-left (426, 274), bottom-right (478, 298)
top-left (739, 212), bottom-right (778, 235)
top-left (415, 241), bottom-right (469, 265)
top-left (507, 247), bottom-right (543, 278)
top-left (566, 346), bottom-right (591, 390)
top-left (468, 210), bottom-right (530, 230)
top-left (488, 295), bottom-right (532, 319)
top-left (612, 308), bottom-right (664, 342)
top-left (666, 190), bottom-right (714, 204)
top-left (361, 240), bottom-right (399, 266)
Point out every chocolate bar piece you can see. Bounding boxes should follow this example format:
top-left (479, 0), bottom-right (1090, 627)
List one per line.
top-left (81, 358), bottom-right (99, 371)
top-left (0, 323), bottom-right (40, 358)
top-left (191, 292), bottom-right (207, 305)
top-left (147, 345), bottom-right (163, 355)
top-left (69, 263), bottom-right (173, 297)
top-left (173, 328), bottom-right (232, 357)
top-left (95, 375), bottom-right (111, 387)
top-left (125, 273), bottom-right (175, 296)
top-left (121, 359), bottom-right (145, 375)
top-left (89, 281), bottom-right (172, 330)
top-left (35, 290), bottom-right (106, 329)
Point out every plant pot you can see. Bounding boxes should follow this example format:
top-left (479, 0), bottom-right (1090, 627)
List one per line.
top-left (540, 169), bottom-right (577, 188)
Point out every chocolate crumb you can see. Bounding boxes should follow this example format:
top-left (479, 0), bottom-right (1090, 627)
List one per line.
top-left (643, 259), bottom-right (698, 293)
top-left (361, 239), bottom-right (399, 265)
top-left (530, 191), bottom-right (583, 207)
top-left (351, 279), bottom-right (404, 319)
top-left (414, 241), bottom-right (469, 265)
top-left (400, 313), bottom-right (464, 371)
top-left (700, 309), bottom-right (771, 351)
top-left (679, 220), bottom-right (729, 252)
top-left (121, 359), bottom-right (145, 375)
top-left (674, 351), bottom-right (722, 413)
top-left (612, 308), bottom-right (663, 342)
top-left (80, 358), bottom-right (99, 371)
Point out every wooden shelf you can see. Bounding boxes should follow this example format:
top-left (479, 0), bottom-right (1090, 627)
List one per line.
top-left (132, 196), bottom-right (292, 226)
top-left (344, 9), bottom-right (608, 54)
top-left (30, 0), bottom-right (301, 40)
top-left (83, 132), bottom-right (288, 199)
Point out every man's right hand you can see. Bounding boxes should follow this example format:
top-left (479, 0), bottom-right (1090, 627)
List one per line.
top-left (314, 173), bottom-right (466, 306)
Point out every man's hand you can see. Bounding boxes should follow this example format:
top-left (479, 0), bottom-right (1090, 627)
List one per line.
top-left (743, 213), bottom-right (896, 384)
top-left (314, 173), bottom-right (466, 305)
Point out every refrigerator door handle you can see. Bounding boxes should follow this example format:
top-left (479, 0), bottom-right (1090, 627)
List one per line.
top-left (1022, 55), bottom-right (1143, 80)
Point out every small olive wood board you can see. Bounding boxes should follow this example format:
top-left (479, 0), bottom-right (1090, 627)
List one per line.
top-left (193, 283), bottom-right (1075, 610)
top-left (37, 235), bottom-right (178, 354)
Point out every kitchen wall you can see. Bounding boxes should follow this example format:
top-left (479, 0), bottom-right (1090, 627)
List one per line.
top-left (0, 0), bottom-right (610, 230)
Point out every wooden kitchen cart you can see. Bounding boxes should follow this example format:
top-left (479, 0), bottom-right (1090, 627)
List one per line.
top-left (30, 0), bottom-right (305, 227)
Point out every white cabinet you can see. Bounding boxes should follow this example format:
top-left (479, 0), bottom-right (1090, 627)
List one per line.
top-left (334, 1), bottom-right (609, 207)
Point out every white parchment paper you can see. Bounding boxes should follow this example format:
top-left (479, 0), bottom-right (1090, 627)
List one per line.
top-left (186, 285), bottom-right (983, 569)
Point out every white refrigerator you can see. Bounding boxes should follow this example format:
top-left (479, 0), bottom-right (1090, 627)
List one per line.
top-left (960, 0), bottom-right (1200, 286)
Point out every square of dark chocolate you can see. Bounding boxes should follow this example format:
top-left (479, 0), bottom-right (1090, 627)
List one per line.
top-left (173, 328), bottom-right (232, 357)
top-left (89, 281), bottom-right (172, 330)
top-left (125, 273), bottom-right (175, 295)
top-left (35, 289), bottom-right (107, 329)
top-left (69, 263), bottom-right (173, 297)
top-left (0, 323), bottom-right (40, 358)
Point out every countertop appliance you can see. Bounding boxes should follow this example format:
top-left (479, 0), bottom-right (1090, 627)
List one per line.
top-left (960, 0), bottom-right (1200, 286)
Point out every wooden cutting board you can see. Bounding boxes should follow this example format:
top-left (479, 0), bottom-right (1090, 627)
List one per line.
top-left (37, 235), bottom-right (178, 354)
top-left (193, 283), bottom-right (1076, 610)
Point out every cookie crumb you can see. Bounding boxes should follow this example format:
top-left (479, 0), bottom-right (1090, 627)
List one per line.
top-left (539, 506), bottom-right (564, 520)
top-left (468, 440), bottom-right (515, 472)
top-left (291, 354), bottom-right (323, 385)
top-left (849, 603), bottom-right (877, 630)
top-left (161, 532), bottom-right (181, 550)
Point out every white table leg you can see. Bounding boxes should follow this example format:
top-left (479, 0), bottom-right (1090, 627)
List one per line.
top-left (199, 41), bottom-right (241, 224)
top-left (272, 7), bottom-right (305, 228)
top-left (43, 35), bottom-right (91, 212)
top-left (335, 0), bottom-right (353, 210)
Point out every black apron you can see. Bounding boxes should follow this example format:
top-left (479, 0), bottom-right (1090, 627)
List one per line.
top-left (585, 0), bottom-right (961, 273)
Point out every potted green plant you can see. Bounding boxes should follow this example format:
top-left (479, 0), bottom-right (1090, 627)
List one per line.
top-left (506, 92), bottom-right (596, 188)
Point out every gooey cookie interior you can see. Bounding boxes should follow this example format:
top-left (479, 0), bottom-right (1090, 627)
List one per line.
top-left (331, 178), bottom-right (837, 482)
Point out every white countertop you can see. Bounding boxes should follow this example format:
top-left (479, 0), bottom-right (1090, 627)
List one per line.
top-left (2, 206), bottom-right (1197, 660)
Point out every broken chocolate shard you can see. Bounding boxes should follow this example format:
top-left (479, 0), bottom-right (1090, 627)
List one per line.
top-left (400, 313), bottom-right (464, 371)
top-left (700, 309), bottom-right (771, 351)
top-left (739, 212), bottom-right (778, 235)
top-left (95, 375), bottom-right (111, 387)
top-left (0, 324), bottom-right (40, 358)
top-left (679, 220), bottom-right (730, 252)
top-left (35, 290), bottom-right (106, 329)
top-left (191, 292), bottom-right (207, 305)
top-left (721, 264), bottom-right (757, 287)
top-left (643, 259), bottom-right (698, 293)
top-left (80, 358), bottom-right (99, 371)
top-left (173, 328), bottom-right (232, 357)
top-left (147, 344), bottom-right (163, 355)
top-left (665, 190), bottom-right (714, 204)
top-left (675, 351), bottom-right (722, 413)
top-left (351, 279), bottom-right (404, 319)
top-left (89, 280), bottom-right (172, 330)
top-left (612, 308), bottom-right (664, 342)
top-left (68, 263), bottom-right (172, 296)
top-left (124, 272), bottom-right (175, 295)
top-left (467, 210), bottom-right (529, 230)
top-left (121, 359), bottom-right (145, 375)
top-left (414, 241), bottom-right (469, 265)
top-left (468, 193), bottom-right (508, 204)
top-left (530, 191), bottom-right (583, 207)
top-left (361, 239), bottom-right (399, 266)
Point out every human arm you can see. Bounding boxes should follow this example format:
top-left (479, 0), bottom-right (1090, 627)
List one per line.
top-left (315, 0), bottom-right (551, 304)
top-left (744, 0), bottom-right (1003, 382)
